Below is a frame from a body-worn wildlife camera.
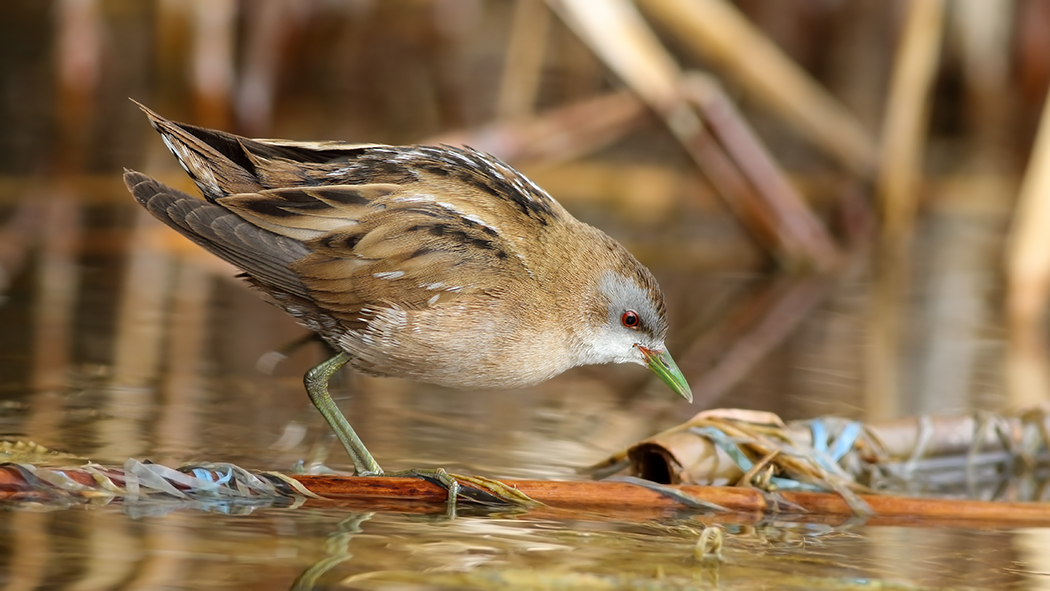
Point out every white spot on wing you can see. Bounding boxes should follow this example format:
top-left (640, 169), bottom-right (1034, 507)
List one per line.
top-left (392, 195), bottom-right (433, 204)
top-left (392, 195), bottom-right (501, 234)
top-left (461, 213), bottom-right (499, 235)
top-left (373, 271), bottom-right (404, 279)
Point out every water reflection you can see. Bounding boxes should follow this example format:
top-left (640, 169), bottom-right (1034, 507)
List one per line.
top-left (0, 171), bottom-right (1040, 590)
top-left (0, 1), bottom-right (1045, 585)
top-left (0, 503), bottom-right (1036, 590)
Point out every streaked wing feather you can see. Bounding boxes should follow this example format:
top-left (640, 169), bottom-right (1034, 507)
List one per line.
top-left (215, 184), bottom-right (398, 239)
top-left (124, 171), bottom-right (311, 299)
top-left (258, 190), bottom-right (530, 320)
top-left (132, 107), bottom-right (567, 331)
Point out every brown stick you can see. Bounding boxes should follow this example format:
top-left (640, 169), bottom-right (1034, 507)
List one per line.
top-left (636, 0), bottom-right (877, 178)
top-left (496, 0), bottom-right (552, 120)
top-left (426, 90), bottom-right (649, 164)
top-left (2, 466), bottom-right (1048, 528)
top-left (282, 476), bottom-right (1050, 528)
top-left (679, 274), bottom-right (834, 407)
top-left (1006, 52), bottom-right (1050, 410)
top-left (682, 74), bottom-right (840, 272)
top-left (878, 0), bottom-right (945, 244)
top-left (548, 0), bottom-right (840, 271)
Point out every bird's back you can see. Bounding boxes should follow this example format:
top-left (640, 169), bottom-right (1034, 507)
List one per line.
top-left (124, 105), bottom-right (607, 387)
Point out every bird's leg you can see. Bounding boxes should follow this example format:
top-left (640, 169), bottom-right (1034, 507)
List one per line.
top-left (303, 355), bottom-right (463, 514)
top-left (304, 352), bottom-right (382, 476)
top-left (304, 353), bottom-right (537, 513)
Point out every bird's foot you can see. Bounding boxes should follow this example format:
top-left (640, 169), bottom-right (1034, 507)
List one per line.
top-left (385, 468), bottom-right (540, 518)
top-left (301, 353), bottom-right (539, 515)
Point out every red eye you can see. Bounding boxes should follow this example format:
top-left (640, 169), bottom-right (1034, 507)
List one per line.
top-left (621, 310), bottom-right (640, 329)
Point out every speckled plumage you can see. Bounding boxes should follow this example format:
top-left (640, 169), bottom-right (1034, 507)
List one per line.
top-left (124, 105), bottom-right (689, 401)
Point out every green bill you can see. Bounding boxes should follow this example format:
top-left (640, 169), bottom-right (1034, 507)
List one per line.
top-left (638, 346), bottom-right (693, 403)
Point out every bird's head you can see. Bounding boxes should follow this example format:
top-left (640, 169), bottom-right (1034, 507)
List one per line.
top-left (571, 266), bottom-right (692, 403)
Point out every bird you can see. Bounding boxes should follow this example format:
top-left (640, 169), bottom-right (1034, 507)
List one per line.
top-left (123, 103), bottom-right (692, 478)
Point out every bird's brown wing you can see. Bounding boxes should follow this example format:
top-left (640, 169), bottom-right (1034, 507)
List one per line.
top-left (214, 183), bottom-right (535, 328)
top-left (138, 102), bottom-right (572, 253)
top-left (136, 101), bottom-right (386, 199)
top-left (123, 171), bottom-right (312, 300)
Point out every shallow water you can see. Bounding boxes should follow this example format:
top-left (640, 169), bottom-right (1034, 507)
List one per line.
top-left (2, 506), bottom-right (1039, 590)
top-left (0, 172), bottom-right (1044, 590)
top-left (0, 1), bottom-right (1046, 585)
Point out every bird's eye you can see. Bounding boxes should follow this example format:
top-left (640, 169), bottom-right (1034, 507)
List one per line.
top-left (621, 310), bottom-right (640, 329)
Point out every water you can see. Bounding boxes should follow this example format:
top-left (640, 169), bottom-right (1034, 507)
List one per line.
top-left (0, 505), bottom-right (1037, 589)
top-left (0, 173), bottom-right (1041, 590)
top-left (0, 1), bottom-right (1044, 585)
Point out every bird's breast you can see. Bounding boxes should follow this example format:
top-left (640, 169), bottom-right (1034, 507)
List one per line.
top-left (329, 299), bottom-right (576, 390)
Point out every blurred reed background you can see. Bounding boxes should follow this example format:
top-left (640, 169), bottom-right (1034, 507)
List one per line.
top-left (1, 0), bottom-right (1050, 469)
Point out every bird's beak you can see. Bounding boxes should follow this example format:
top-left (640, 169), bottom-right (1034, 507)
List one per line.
top-left (637, 345), bottom-right (693, 403)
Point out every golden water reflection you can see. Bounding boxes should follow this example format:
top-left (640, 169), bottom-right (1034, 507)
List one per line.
top-left (3, 0), bottom-right (1049, 587)
top-left (0, 174), bottom-right (1041, 590)
top-left (0, 505), bottom-right (1036, 590)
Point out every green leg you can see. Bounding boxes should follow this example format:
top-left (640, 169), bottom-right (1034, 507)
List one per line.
top-left (303, 352), bottom-right (538, 513)
top-left (304, 352), bottom-right (383, 476)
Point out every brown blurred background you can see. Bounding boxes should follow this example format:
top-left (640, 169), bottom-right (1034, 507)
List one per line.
top-left (1, 0), bottom-right (1050, 469)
